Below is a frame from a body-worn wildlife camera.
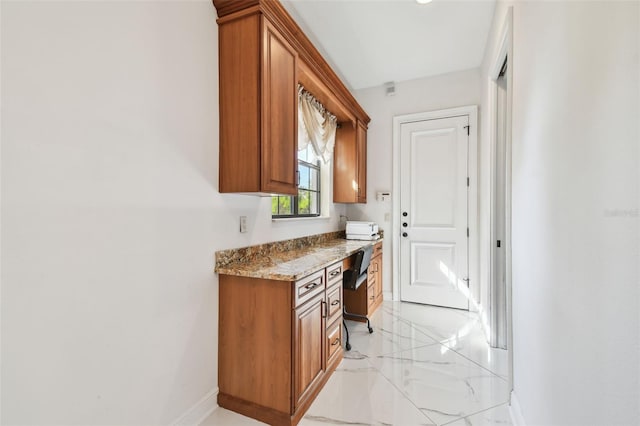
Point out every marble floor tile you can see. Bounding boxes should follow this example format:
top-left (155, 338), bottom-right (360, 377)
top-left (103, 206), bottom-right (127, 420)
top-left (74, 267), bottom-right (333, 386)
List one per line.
top-left (443, 403), bottom-right (512, 426)
top-left (369, 344), bottom-right (510, 425)
top-left (382, 302), bottom-right (481, 344)
top-left (343, 314), bottom-right (439, 359)
top-left (438, 331), bottom-right (509, 380)
top-left (300, 357), bottom-right (436, 426)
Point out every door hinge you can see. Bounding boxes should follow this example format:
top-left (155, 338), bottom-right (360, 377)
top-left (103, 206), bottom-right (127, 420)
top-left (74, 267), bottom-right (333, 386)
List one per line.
top-left (467, 177), bottom-right (470, 187)
top-left (464, 125), bottom-right (470, 136)
top-left (497, 240), bottom-right (501, 248)
top-left (467, 227), bottom-right (469, 238)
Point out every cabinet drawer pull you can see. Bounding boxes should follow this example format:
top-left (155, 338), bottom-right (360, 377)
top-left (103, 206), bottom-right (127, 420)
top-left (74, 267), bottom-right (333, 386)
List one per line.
top-left (331, 338), bottom-right (340, 346)
top-left (329, 269), bottom-right (341, 278)
top-left (331, 300), bottom-right (340, 306)
top-left (322, 301), bottom-right (327, 318)
top-left (304, 281), bottom-right (320, 290)
top-left (370, 296), bottom-right (375, 300)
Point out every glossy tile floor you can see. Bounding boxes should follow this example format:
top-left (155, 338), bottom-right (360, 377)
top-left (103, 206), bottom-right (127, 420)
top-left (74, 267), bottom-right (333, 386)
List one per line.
top-left (203, 301), bottom-right (512, 426)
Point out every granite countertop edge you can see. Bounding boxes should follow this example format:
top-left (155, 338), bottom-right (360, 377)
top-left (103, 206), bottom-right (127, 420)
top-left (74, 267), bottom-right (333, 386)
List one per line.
top-left (216, 237), bottom-right (382, 281)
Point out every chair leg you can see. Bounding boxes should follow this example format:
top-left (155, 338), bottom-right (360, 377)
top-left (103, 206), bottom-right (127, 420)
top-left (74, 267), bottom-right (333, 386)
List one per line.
top-left (343, 319), bottom-right (351, 351)
top-left (342, 305), bottom-right (373, 352)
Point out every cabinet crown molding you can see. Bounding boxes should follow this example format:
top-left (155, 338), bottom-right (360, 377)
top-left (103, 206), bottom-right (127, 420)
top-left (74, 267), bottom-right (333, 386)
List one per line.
top-left (212, 0), bottom-right (370, 125)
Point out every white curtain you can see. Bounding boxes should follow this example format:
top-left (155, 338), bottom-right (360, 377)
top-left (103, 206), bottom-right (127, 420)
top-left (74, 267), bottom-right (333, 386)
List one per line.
top-left (298, 85), bottom-right (338, 163)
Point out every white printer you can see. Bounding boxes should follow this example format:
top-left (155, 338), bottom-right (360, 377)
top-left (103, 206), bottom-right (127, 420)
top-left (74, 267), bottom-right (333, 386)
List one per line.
top-left (346, 221), bottom-right (380, 241)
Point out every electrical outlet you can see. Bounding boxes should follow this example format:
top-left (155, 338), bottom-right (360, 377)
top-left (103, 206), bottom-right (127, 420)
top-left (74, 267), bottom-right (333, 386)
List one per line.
top-left (240, 216), bottom-right (247, 233)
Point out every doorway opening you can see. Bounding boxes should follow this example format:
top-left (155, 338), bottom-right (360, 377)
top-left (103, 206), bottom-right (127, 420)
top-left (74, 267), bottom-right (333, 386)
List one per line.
top-left (492, 57), bottom-right (508, 349)
top-left (488, 6), bottom-right (513, 397)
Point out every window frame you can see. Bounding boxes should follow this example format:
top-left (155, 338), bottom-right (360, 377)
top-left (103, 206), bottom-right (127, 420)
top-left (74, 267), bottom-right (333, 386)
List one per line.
top-left (272, 156), bottom-right (322, 219)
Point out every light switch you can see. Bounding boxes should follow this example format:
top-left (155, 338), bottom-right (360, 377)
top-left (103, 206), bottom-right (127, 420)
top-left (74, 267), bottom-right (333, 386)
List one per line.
top-left (240, 216), bottom-right (247, 233)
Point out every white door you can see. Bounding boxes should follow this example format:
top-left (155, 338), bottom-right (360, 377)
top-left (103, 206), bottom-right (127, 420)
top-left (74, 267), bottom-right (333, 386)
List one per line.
top-left (400, 115), bottom-right (469, 309)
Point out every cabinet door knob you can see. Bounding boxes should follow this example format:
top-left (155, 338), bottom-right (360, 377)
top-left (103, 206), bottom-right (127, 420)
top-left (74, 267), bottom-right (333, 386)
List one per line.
top-left (402, 232), bottom-right (408, 237)
top-left (402, 222), bottom-right (408, 227)
top-left (402, 212), bottom-right (408, 217)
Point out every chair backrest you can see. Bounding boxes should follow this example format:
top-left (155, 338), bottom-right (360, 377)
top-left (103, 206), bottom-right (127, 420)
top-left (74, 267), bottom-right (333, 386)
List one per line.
top-left (343, 246), bottom-right (373, 291)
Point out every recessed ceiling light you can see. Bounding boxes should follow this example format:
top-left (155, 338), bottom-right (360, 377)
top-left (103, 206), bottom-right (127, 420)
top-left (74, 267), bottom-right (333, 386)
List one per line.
top-left (416, 0), bottom-right (433, 4)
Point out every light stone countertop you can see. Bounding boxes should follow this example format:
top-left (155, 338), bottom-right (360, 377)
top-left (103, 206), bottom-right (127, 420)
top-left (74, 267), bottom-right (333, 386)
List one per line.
top-left (215, 237), bottom-right (382, 281)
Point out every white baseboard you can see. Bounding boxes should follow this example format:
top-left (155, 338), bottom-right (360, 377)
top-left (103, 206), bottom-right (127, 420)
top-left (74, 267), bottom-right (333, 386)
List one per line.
top-left (509, 390), bottom-right (526, 426)
top-left (172, 388), bottom-right (219, 426)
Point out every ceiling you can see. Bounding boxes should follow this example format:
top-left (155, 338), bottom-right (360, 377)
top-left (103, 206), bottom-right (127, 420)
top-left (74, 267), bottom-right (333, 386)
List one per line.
top-left (281, 0), bottom-right (496, 90)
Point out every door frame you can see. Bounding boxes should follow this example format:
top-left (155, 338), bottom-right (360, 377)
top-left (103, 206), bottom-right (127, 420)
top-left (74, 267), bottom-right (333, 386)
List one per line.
top-left (392, 106), bottom-right (479, 308)
top-left (487, 6), bottom-right (514, 394)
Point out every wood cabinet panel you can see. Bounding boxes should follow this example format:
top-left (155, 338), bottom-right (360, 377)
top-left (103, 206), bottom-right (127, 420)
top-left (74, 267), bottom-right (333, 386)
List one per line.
top-left (219, 275), bottom-right (292, 413)
top-left (218, 14), bottom-right (261, 193)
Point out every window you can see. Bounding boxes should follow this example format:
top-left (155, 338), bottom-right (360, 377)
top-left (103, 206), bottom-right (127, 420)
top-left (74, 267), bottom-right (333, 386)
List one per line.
top-left (272, 144), bottom-right (321, 218)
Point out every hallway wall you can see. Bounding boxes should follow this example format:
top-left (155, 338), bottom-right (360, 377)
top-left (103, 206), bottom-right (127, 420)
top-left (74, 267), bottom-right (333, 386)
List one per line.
top-left (481, 1), bottom-right (639, 424)
top-left (1, 2), bottom-right (345, 424)
top-left (350, 69), bottom-right (482, 303)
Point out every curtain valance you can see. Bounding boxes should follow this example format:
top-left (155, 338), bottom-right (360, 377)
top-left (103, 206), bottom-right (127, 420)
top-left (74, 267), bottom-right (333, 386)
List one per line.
top-left (298, 85), bottom-right (338, 164)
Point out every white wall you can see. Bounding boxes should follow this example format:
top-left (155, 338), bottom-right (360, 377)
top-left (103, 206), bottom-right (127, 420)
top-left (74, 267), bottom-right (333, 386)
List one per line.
top-left (481, 1), bottom-right (639, 424)
top-left (349, 70), bottom-right (481, 302)
top-left (0, 1), bottom-right (344, 424)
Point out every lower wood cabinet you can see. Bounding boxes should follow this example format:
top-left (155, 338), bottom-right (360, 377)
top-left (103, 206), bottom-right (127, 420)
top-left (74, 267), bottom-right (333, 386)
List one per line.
top-left (218, 261), bottom-right (344, 426)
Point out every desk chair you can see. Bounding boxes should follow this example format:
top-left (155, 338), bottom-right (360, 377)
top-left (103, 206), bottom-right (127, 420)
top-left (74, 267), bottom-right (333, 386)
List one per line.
top-left (342, 246), bottom-right (374, 351)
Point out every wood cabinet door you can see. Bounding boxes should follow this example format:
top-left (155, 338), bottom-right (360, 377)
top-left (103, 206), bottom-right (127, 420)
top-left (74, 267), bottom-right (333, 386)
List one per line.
top-left (356, 121), bottom-right (367, 203)
top-left (333, 123), bottom-right (357, 203)
top-left (293, 292), bottom-right (325, 410)
top-left (261, 18), bottom-right (298, 195)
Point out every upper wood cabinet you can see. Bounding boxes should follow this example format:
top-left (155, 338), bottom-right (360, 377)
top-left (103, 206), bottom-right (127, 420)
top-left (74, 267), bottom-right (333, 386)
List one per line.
top-left (218, 12), bottom-right (298, 195)
top-left (333, 120), bottom-right (367, 203)
top-left (213, 0), bottom-right (370, 197)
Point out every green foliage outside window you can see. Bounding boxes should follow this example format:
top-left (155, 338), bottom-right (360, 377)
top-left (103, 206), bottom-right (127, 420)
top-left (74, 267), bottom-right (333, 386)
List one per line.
top-left (272, 145), bottom-right (321, 218)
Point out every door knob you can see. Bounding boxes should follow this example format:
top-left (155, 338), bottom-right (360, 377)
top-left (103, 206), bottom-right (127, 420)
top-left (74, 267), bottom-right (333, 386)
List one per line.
top-left (402, 222), bottom-right (408, 227)
top-left (402, 232), bottom-right (408, 237)
top-left (402, 212), bottom-right (408, 217)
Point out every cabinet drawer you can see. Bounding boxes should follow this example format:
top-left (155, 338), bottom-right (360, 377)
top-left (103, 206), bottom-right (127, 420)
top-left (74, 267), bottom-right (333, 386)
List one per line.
top-left (367, 283), bottom-right (377, 312)
top-left (367, 261), bottom-right (377, 285)
top-left (326, 262), bottom-right (343, 288)
top-left (326, 284), bottom-right (342, 325)
top-left (295, 270), bottom-right (325, 307)
top-left (373, 242), bottom-right (383, 258)
top-left (326, 320), bottom-right (342, 364)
